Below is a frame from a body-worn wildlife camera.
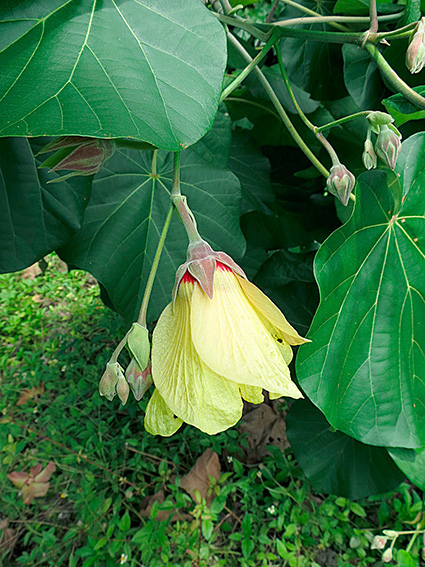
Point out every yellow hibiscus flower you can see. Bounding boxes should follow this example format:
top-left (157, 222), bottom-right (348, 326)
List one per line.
top-left (145, 243), bottom-right (308, 437)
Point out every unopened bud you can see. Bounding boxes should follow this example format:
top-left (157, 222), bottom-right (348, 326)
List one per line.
top-left (127, 323), bottom-right (150, 371)
top-left (371, 535), bottom-right (388, 550)
top-left (382, 547), bottom-right (393, 562)
top-left (382, 530), bottom-right (398, 538)
top-left (99, 362), bottom-right (124, 401)
top-left (363, 139), bottom-right (377, 170)
top-left (126, 359), bottom-right (153, 401)
top-left (375, 125), bottom-right (402, 170)
top-left (326, 164), bottom-right (356, 206)
top-left (406, 18), bottom-right (425, 74)
top-left (367, 111), bottom-right (394, 134)
top-left (39, 136), bottom-right (115, 183)
top-left (116, 373), bottom-right (130, 405)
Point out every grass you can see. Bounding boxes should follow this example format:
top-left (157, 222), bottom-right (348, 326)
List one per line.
top-left (0, 256), bottom-right (423, 567)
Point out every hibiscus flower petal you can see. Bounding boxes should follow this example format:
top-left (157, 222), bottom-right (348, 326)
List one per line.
top-left (237, 276), bottom-right (309, 345)
top-left (191, 268), bottom-right (302, 399)
top-left (240, 384), bottom-right (264, 404)
top-left (151, 284), bottom-right (244, 435)
top-left (145, 389), bottom-right (183, 437)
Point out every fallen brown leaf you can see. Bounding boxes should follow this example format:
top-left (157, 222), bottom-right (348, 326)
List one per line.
top-left (17, 384), bottom-right (45, 406)
top-left (140, 490), bottom-right (190, 522)
top-left (180, 449), bottom-right (220, 506)
top-left (0, 519), bottom-right (17, 554)
top-left (238, 402), bottom-right (289, 464)
top-left (21, 263), bottom-right (42, 279)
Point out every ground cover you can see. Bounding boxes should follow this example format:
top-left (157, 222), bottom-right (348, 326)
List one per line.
top-left (0, 256), bottom-right (423, 567)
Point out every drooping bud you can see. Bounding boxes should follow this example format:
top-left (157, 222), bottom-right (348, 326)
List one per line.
top-left (367, 111), bottom-right (394, 134)
top-left (406, 18), bottom-right (425, 74)
top-left (326, 163), bottom-right (356, 206)
top-left (126, 359), bottom-right (153, 401)
top-left (371, 535), bottom-right (388, 550)
top-left (382, 547), bottom-right (393, 563)
top-left (363, 138), bottom-right (377, 170)
top-left (127, 323), bottom-right (150, 371)
top-left (99, 361), bottom-right (122, 401)
top-left (116, 373), bottom-right (130, 405)
top-left (375, 124), bottom-right (402, 170)
top-left (38, 136), bottom-right (115, 183)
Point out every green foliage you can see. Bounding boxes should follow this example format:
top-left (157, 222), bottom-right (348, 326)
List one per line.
top-left (287, 400), bottom-right (404, 499)
top-left (0, 138), bottom-right (91, 273)
top-left (297, 135), bottom-right (425, 448)
top-left (0, 0), bottom-right (226, 150)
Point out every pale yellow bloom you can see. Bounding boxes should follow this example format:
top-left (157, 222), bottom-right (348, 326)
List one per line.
top-left (145, 262), bottom-right (308, 436)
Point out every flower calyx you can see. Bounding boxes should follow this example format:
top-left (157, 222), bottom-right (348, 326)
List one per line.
top-left (326, 163), bottom-right (356, 206)
top-left (172, 239), bottom-right (246, 305)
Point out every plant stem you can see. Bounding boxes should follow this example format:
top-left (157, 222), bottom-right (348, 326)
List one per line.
top-left (277, 0), bottom-right (349, 31)
top-left (369, 0), bottom-right (378, 35)
top-left (169, 151), bottom-right (204, 245)
top-left (137, 205), bottom-right (174, 326)
top-left (227, 31), bottom-right (329, 178)
top-left (136, 151), bottom-right (178, 326)
top-left (364, 43), bottom-right (425, 110)
top-left (275, 47), bottom-right (315, 131)
top-left (376, 22), bottom-right (417, 40)
top-left (316, 111), bottom-right (371, 132)
top-left (220, 31), bottom-right (279, 102)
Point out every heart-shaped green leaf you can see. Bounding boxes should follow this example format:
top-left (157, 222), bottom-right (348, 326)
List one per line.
top-left (297, 133), bottom-right (425, 448)
top-left (0, 137), bottom-right (91, 273)
top-left (0, 0), bottom-right (226, 150)
top-left (58, 135), bottom-right (244, 324)
top-left (287, 400), bottom-right (404, 499)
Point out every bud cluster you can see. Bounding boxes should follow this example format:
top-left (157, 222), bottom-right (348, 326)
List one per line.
top-left (99, 322), bottom-right (152, 406)
top-left (362, 112), bottom-right (402, 171)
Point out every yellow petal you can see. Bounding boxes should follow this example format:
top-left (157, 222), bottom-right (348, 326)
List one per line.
top-left (240, 384), bottom-right (264, 404)
top-left (191, 268), bottom-right (303, 400)
top-left (151, 283), bottom-right (243, 435)
top-left (237, 276), bottom-right (309, 345)
top-left (144, 389), bottom-right (183, 437)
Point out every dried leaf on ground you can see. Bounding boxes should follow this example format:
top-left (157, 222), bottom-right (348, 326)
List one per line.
top-left (0, 519), bottom-right (17, 554)
top-left (21, 263), bottom-right (42, 279)
top-left (8, 461), bottom-right (56, 505)
top-left (139, 490), bottom-right (190, 522)
top-left (17, 383), bottom-right (45, 405)
top-left (238, 402), bottom-right (289, 464)
top-left (180, 449), bottom-right (220, 506)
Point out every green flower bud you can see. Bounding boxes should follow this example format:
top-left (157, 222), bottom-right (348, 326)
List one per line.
top-left (326, 164), bottom-right (356, 206)
top-left (125, 359), bottom-right (153, 401)
top-left (127, 323), bottom-right (150, 371)
top-left (362, 139), bottom-right (377, 170)
top-left (116, 373), bottom-right (130, 405)
top-left (375, 125), bottom-right (402, 170)
top-left (367, 111), bottom-right (394, 135)
top-left (406, 18), bottom-right (425, 74)
top-left (99, 362), bottom-right (120, 401)
top-left (382, 547), bottom-right (393, 563)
